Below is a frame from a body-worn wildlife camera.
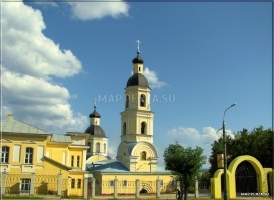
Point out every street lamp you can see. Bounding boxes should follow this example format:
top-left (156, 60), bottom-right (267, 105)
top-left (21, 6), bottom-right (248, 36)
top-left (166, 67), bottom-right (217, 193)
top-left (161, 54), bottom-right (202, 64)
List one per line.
top-left (222, 103), bottom-right (236, 200)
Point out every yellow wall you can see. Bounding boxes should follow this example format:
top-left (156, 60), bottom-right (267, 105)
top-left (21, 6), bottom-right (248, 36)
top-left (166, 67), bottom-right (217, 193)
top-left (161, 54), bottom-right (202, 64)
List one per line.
top-left (46, 144), bottom-right (68, 166)
top-left (68, 173), bottom-right (86, 197)
top-left (1, 133), bottom-right (88, 197)
top-left (1, 134), bottom-right (48, 174)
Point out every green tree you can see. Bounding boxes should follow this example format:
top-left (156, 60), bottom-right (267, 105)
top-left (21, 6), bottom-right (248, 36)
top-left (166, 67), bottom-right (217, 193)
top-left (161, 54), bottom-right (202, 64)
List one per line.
top-left (209, 126), bottom-right (273, 177)
top-left (163, 143), bottom-right (207, 200)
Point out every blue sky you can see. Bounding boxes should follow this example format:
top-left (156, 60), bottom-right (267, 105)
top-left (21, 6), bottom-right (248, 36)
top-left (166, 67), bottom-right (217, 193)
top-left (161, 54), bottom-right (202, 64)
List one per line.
top-left (1, 1), bottom-right (272, 168)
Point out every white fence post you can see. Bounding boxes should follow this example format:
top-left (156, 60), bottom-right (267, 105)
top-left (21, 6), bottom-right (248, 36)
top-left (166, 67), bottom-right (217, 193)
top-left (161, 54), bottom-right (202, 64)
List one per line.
top-left (30, 173), bottom-right (35, 195)
top-left (114, 176), bottom-right (118, 198)
top-left (156, 178), bottom-right (160, 198)
top-left (1, 170), bottom-right (7, 195)
top-left (57, 171), bottom-right (62, 196)
top-left (136, 179), bottom-right (140, 198)
top-left (195, 180), bottom-right (199, 198)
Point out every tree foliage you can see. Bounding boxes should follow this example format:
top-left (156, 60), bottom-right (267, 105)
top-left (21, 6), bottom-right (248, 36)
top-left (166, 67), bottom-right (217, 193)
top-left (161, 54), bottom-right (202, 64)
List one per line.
top-left (209, 126), bottom-right (273, 177)
top-left (163, 143), bottom-right (207, 200)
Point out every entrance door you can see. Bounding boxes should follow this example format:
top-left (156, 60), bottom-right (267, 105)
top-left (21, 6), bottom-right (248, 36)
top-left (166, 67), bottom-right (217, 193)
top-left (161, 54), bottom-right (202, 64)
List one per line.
top-left (236, 161), bottom-right (257, 194)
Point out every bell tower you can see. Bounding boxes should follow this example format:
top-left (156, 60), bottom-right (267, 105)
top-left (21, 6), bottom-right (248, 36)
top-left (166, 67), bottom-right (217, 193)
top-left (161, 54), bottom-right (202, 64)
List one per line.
top-left (117, 44), bottom-right (158, 172)
top-left (120, 50), bottom-right (154, 143)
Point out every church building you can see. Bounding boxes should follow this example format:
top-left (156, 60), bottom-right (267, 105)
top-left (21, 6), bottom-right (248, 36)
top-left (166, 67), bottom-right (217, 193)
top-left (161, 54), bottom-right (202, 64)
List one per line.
top-left (85, 50), bottom-right (173, 194)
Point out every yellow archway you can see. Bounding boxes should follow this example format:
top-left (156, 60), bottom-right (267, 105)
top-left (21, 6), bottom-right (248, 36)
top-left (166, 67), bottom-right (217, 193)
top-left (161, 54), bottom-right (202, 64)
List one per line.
top-left (211, 155), bottom-right (271, 199)
top-left (228, 155), bottom-right (265, 198)
top-left (264, 168), bottom-right (273, 195)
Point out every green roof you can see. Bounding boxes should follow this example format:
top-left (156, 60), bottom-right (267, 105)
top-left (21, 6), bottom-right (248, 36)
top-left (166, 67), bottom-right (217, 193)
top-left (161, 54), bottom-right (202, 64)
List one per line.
top-left (50, 134), bottom-right (72, 143)
top-left (1, 115), bottom-right (50, 135)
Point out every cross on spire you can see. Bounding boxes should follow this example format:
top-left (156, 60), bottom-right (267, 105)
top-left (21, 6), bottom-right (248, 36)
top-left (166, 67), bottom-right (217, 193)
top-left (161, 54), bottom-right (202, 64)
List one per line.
top-left (94, 98), bottom-right (97, 109)
top-left (136, 40), bottom-right (141, 53)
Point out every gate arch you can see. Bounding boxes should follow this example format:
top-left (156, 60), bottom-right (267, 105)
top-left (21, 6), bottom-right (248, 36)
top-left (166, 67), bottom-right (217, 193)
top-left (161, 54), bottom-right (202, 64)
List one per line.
top-left (235, 161), bottom-right (257, 194)
top-left (228, 155), bottom-right (264, 198)
top-left (211, 155), bottom-right (270, 199)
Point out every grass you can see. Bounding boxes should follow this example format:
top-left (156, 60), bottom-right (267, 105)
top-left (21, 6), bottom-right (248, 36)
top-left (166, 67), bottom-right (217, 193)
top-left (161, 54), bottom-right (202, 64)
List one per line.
top-left (1, 196), bottom-right (44, 199)
top-left (2, 196), bottom-right (272, 200)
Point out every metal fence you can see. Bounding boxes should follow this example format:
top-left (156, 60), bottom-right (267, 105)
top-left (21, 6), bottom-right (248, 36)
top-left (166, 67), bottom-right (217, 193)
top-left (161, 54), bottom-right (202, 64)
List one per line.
top-left (2, 173), bottom-right (69, 197)
top-left (1, 173), bottom-right (211, 199)
top-left (61, 179), bottom-right (69, 197)
top-left (117, 180), bottom-right (136, 197)
top-left (140, 180), bottom-right (157, 197)
top-left (5, 173), bottom-right (31, 194)
top-left (95, 180), bottom-right (114, 197)
top-left (34, 175), bottom-right (58, 195)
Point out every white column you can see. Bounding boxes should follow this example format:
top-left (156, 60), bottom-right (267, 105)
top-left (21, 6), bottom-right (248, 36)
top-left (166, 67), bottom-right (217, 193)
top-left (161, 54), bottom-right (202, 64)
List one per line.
top-left (82, 150), bottom-right (87, 170)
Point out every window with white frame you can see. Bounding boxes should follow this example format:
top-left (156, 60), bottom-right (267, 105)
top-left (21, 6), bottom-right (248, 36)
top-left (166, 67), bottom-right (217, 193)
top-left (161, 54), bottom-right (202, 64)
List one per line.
top-left (76, 156), bottom-right (80, 167)
top-left (1, 146), bottom-right (9, 163)
top-left (71, 156), bottom-right (74, 167)
top-left (71, 179), bottom-right (75, 189)
top-left (77, 179), bottom-right (81, 188)
top-left (20, 179), bottom-right (31, 193)
top-left (104, 143), bottom-right (106, 153)
top-left (109, 180), bottom-right (114, 187)
top-left (25, 147), bottom-right (33, 164)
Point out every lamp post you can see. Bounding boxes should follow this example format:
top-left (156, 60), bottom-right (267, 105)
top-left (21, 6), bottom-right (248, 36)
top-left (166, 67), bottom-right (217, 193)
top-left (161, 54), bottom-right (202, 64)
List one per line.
top-left (222, 103), bottom-right (236, 200)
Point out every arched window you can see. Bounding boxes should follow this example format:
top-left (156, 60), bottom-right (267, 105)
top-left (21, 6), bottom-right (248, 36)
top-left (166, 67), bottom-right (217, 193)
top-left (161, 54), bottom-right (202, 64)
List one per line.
top-left (140, 151), bottom-right (146, 160)
top-left (123, 122), bottom-right (126, 135)
top-left (96, 142), bottom-right (100, 153)
top-left (104, 143), bottom-right (106, 153)
top-left (25, 147), bottom-right (33, 164)
top-left (1, 146), bottom-right (9, 163)
top-left (126, 95), bottom-right (129, 108)
top-left (140, 94), bottom-right (146, 107)
top-left (87, 142), bottom-right (91, 152)
top-left (141, 122), bottom-right (146, 134)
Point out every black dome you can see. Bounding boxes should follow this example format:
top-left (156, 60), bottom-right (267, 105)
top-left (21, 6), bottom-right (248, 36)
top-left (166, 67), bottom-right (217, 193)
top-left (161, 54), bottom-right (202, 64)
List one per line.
top-left (85, 125), bottom-right (106, 137)
top-left (89, 110), bottom-right (101, 118)
top-left (132, 55), bottom-right (144, 64)
top-left (126, 73), bottom-right (149, 88)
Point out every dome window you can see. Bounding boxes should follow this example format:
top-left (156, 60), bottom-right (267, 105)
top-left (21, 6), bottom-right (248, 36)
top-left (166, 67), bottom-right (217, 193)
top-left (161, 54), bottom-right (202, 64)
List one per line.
top-left (140, 151), bottom-right (147, 160)
top-left (140, 94), bottom-right (146, 107)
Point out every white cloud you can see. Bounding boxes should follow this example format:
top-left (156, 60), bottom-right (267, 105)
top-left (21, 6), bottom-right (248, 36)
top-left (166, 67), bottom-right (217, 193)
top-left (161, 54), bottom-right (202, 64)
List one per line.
top-left (166, 126), bottom-right (235, 168)
top-left (2, 1), bottom-right (82, 80)
top-left (34, 2), bottom-right (58, 8)
top-left (1, 1), bottom-right (88, 133)
top-left (143, 67), bottom-right (166, 89)
top-left (107, 146), bottom-right (117, 159)
top-left (67, 1), bottom-right (129, 20)
top-left (2, 70), bottom-right (88, 133)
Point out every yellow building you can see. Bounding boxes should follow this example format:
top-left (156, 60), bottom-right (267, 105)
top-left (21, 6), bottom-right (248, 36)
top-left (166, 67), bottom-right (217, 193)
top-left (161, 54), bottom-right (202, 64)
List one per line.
top-left (0, 114), bottom-right (89, 197)
top-left (87, 51), bottom-right (173, 195)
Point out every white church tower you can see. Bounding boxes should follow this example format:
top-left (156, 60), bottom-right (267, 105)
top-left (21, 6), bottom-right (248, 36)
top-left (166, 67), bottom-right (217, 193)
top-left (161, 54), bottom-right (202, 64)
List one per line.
top-left (85, 106), bottom-right (109, 162)
top-left (117, 44), bottom-right (159, 172)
